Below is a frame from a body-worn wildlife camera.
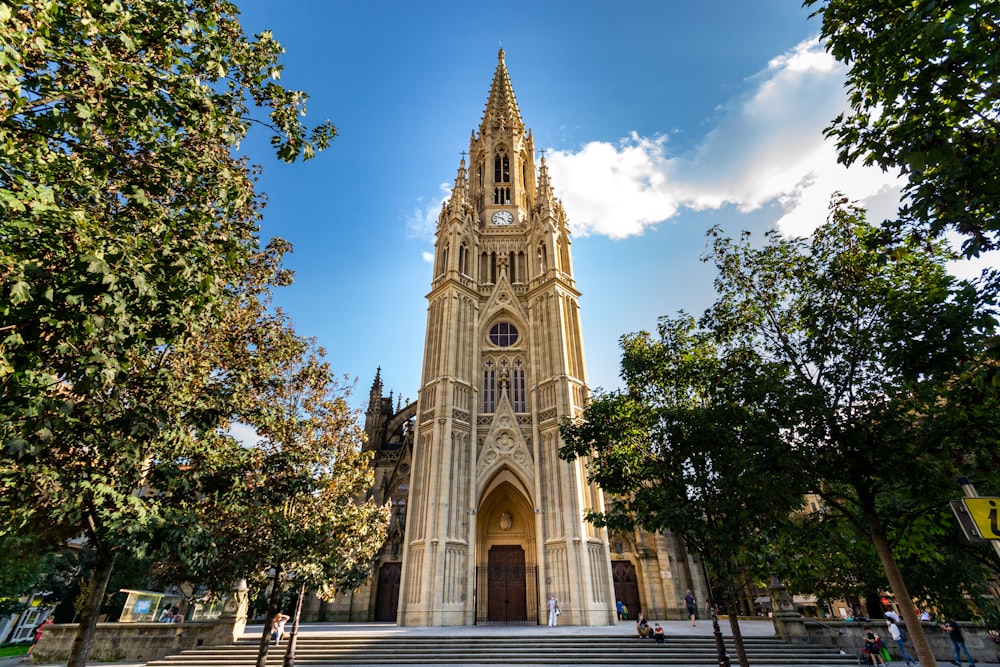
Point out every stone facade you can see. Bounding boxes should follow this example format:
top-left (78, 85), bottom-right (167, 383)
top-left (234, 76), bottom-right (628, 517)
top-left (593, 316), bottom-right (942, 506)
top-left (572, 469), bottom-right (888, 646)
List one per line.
top-left (301, 49), bottom-right (707, 628)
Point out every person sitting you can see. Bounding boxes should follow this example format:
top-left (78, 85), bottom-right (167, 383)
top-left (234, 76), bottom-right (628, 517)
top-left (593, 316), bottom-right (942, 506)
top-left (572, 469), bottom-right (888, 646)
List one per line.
top-left (636, 612), bottom-right (652, 638)
top-left (653, 622), bottom-right (665, 643)
top-left (271, 612), bottom-right (290, 645)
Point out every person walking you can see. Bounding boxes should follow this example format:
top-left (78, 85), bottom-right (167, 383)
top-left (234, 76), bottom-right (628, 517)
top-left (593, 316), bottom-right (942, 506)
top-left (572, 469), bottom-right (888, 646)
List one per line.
top-left (887, 618), bottom-right (917, 667)
top-left (26, 617), bottom-right (54, 659)
top-left (941, 620), bottom-right (976, 666)
top-left (684, 590), bottom-right (697, 627)
top-left (547, 594), bottom-right (560, 627)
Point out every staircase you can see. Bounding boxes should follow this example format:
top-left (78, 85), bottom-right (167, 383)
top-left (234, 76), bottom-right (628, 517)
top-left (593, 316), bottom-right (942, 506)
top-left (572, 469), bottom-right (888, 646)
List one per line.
top-left (146, 632), bottom-right (858, 666)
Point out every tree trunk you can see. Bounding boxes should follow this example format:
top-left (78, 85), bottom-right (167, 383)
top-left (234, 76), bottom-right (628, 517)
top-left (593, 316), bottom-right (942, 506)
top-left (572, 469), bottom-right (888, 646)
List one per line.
top-left (66, 543), bottom-right (116, 667)
top-left (256, 565), bottom-right (285, 667)
top-left (861, 492), bottom-right (937, 667)
top-left (283, 581), bottom-right (306, 667)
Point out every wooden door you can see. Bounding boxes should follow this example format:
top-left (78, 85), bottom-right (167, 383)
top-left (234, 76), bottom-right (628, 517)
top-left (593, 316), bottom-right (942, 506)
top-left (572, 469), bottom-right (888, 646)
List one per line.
top-left (612, 560), bottom-right (641, 618)
top-left (373, 562), bottom-right (401, 622)
top-left (487, 545), bottom-right (527, 622)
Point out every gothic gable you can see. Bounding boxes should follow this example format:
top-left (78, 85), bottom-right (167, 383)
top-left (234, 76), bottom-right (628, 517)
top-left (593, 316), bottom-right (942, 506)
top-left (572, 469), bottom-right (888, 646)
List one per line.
top-left (481, 269), bottom-right (528, 329)
top-left (476, 395), bottom-right (533, 492)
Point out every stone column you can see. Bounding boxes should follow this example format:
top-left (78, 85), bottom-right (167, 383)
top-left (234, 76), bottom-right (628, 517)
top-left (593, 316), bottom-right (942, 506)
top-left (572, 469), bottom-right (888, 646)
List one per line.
top-left (204, 579), bottom-right (249, 646)
top-left (770, 574), bottom-right (809, 644)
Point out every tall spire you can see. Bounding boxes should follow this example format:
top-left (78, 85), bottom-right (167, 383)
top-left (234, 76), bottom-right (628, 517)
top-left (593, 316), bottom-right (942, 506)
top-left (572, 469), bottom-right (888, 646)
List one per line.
top-left (537, 155), bottom-right (554, 211)
top-left (480, 48), bottom-right (524, 136)
top-left (368, 367), bottom-right (383, 406)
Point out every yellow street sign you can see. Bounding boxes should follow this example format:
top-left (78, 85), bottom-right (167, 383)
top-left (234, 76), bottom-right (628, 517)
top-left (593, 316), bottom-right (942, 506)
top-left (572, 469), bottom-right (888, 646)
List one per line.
top-left (962, 497), bottom-right (1000, 540)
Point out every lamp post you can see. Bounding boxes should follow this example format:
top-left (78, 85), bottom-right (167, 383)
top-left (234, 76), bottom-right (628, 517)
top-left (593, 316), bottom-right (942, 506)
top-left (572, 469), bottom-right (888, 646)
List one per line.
top-left (699, 556), bottom-right (732, 667)
top-left (283, 580), bottom-right (307, 667)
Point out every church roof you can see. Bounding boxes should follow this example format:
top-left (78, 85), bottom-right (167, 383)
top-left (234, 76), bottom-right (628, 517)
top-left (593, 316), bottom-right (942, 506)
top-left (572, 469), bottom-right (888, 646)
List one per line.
top-left (480, 48), bottom-right (524, 135)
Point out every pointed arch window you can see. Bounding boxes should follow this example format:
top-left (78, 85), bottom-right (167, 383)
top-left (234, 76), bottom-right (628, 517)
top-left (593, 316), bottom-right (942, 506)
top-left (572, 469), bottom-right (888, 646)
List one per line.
top-left (483, 358), bottom-right (496, 413)
top-left (494, 153), bottom-right (510, 183)
top-left (458, 243), bottom-right (468, 276)
top-left (482, 356), bottom-right (526, 413)
top-left (511, 358), bottom-right (526, 412)
top-left (439, 242), bottom-right (449, 277)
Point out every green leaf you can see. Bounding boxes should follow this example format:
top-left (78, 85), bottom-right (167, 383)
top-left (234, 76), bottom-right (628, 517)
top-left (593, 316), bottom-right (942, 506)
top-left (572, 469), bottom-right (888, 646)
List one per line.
top-left (9, 280), bottom-right (30, 304)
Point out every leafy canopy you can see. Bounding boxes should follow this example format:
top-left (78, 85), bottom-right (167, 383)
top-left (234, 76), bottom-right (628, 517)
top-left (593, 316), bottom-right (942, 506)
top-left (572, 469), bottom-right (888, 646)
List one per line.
top-left (804, 0), bottom-right (1000, 256)
top-left (0, 2), bottom-right (334, 665)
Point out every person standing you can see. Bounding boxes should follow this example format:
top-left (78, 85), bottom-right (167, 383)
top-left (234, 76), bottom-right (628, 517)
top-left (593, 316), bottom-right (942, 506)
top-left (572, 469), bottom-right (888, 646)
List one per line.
top-left (684, 590), bottom-right (697, 627)
top-left (887, 618), bottom-right (917, 667)
top-left (616, 599), bottom-right (624, 621)
top-left (547, 594), bottom-right (559, 627)
top-left (941, 620), bottom-right (976, 666)
top-left (863, 625), bottom-right (887, 666)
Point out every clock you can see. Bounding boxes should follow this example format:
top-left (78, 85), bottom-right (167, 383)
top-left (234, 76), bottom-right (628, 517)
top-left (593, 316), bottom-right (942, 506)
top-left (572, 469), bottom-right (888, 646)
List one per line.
top-left (492, 210), bottom-right (514, 226)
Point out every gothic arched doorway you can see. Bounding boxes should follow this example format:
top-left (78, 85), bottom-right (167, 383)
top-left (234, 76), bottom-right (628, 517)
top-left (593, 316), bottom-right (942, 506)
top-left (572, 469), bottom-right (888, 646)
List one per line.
top-left (475, 475), bottom-right (537, 624)
top-left (612, 560), bottom-right (641, 619)
top-left (373, 562), bottom-right (401, 622)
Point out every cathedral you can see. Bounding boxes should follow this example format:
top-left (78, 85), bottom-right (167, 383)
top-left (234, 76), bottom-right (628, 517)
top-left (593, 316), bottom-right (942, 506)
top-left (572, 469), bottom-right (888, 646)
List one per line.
top-left (310, 49), bottom-right (707, 626)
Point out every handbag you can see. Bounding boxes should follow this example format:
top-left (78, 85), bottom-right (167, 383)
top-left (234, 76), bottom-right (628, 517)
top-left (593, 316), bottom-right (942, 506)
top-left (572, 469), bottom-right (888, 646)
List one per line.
top-left (555, 607), bottom-right (561, 616)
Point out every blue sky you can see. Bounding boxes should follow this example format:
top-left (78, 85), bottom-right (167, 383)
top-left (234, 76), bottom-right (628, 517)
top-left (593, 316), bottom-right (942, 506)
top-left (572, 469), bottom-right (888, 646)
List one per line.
top-left (228, 1), bottom-right (977, 410)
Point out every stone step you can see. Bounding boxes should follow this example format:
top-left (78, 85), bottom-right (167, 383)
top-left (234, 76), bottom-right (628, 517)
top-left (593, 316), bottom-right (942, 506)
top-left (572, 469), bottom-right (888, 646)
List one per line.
top-left (147, 633), bottom-right (858, 666)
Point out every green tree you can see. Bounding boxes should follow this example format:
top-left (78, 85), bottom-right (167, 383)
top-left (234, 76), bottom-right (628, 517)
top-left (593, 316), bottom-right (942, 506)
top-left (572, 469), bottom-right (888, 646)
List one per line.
top-left (702, 200), bottom-right (999, 666)
top-left (561, 317), bottom-right (806, 667)
top-left (566, 199), bottom-right (998, 667)
top-left (150, 330), bottom-right (389, 667)
top-left (803, 0), bottom-right (1000, 256)
top-left (0, 535), bottom-right (80, 617)
top-left (772, 486), bottom-right (1000, 622)
top-left (0, 2), bottom-right (333, 666)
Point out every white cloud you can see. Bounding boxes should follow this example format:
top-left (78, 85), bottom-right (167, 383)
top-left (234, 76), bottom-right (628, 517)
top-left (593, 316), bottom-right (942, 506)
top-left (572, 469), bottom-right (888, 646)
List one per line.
top-left (405, 182), bottom-right (451, 241)
top-left (546, 37), bottom-right (904, 240)
top-left (546, 134), bottom-right (681, 240)
top-left (228, 421), bottom-right (263, 447)
top-left (944, 232), bottom-right (1000, 281)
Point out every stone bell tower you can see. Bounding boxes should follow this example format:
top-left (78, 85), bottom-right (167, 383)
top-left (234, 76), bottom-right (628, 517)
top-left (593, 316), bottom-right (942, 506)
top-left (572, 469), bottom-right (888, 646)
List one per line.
top-left (397, 49), bottom-right (616, 627)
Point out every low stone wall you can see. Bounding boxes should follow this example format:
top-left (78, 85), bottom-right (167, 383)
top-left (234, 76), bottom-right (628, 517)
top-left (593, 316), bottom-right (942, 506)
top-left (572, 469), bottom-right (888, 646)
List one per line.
top-left (805, 620), bottom-right (1000, 664)
top-left (29, 622), bottom-right (231, 663)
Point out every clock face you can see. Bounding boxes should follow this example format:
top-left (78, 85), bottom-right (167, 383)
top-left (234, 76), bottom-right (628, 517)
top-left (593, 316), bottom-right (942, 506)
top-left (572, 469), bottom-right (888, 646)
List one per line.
top-left (491, 210), bottom-right (514, 226)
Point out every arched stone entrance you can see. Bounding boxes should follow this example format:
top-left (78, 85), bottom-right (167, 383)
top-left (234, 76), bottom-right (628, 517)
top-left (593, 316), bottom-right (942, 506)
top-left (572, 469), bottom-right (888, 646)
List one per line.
top-left (476, 473), bottom-right (537, 624)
